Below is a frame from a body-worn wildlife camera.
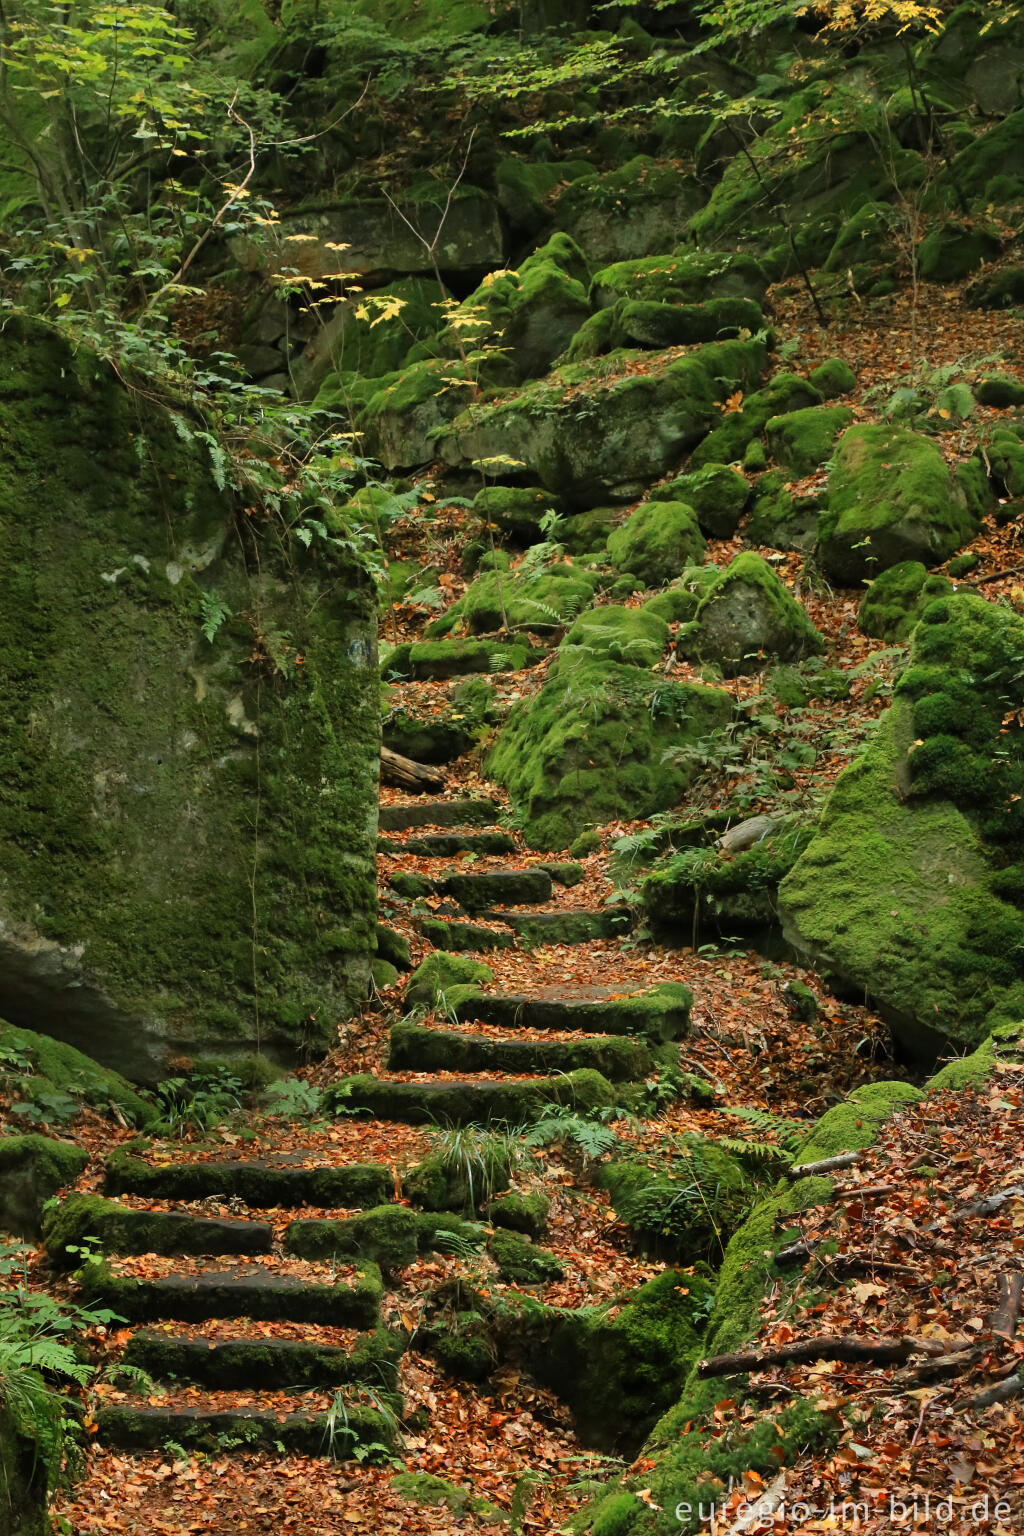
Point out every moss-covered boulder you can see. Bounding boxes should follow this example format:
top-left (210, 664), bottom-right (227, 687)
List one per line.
top-left (808, 357), bottom-right (857, 398)
top-left (648, 464), bottom-right (750, 539)
top-left (821, 424), bottom-right (982, 585)
top-left (597, 1138), bottom-right (751, 1260)
top-left (747, 470), bottom-right (822, 553)
top-left (489, 1227), bottom-right (564, 1284)
top-left (441, 350), bottom-right (731, 507)
top-left (642, 566), bottom-right (721, 624)
top-left (0, 320), bottom-right (379, 1081)
top-left (765, 404), bottom-right (855, 476)
top-left (857, 561), bottom-right (954, 640)
top-left (404, 952), bottom-right (494, 1011)
top-left (779, 593), bottom-right (1024, 1056)
top-left (684, 554), bottom-right (823, 676)
top-left (0, 1134), bottom-right (88, 1239)
top-left (605, 501), bottom-right (706, 587)
top-left (473, 485), bottom-right (559, 543)
top-left (288, 277), bottom-right (442, 400)
top-left (487, 654), bottom-right (732, 849)
top-left (689, 372), bottom-right (822, 469)
top-left (484, 1190), bottom-right (550, 1237)
top-left (642, 822), bottom-right (815, 936)
top-left (555, 157), bottom-right (707, 265)
top-left (917, 219), bottom-right (1003, 281)
top-left (590, 250), bottom-right (768, 310)
top-left (562, 605), bottom-right (669, 667)
top-left (428, 561), bottom-right (599, 637)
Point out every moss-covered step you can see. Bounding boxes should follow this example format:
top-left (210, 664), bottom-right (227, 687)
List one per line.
top-left (122, 1328), bottom-right (402, 1390)
top-left (286, 1205), bottom-right (423, 1272)
top-left (434, 867), bottom-right (554, 911)
top-left (377, 831), bottom-right (516, 858)
top-left (43, 1194), bottom-right (273, 1267)
top-left (487, 907), bottom-right (633, 945)
top-left (77, 1258), bottom-right (383, 1327)
top-left (0, 1134), bottom-right (89, 1239)
top-left (450, 983), bottom-right (692, 1042)
top-left (386, 639), bottom-right (533, 680)
top-left (378, 799), bottom-right (500, 832)
top-left (419, 917), bottom-right (516, 951)
top-left (331, 1067), bottom-right (618, 1126)
top-left (94, 1402), bottom-right (394, 1457)
top-left (388, 1020), bottom-right (654, 1081)
top-left (104, 1143), bottom-right (391, 1208)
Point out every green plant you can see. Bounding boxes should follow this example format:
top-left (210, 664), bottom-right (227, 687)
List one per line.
top-left (429, 1124), bottom-right (522, 1214)
top-left (153, 1066), bottom-right (243, 1139)
top-left (524, 1111), bottom-right (620, 1163)
top-left (715, 1105), bottom-right (810, 1164)
top-left (261, 1078), bottom-right (324, 1121)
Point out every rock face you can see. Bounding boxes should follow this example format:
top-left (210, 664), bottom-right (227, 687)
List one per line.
top-left (820, 424), bottom-right (980, 584)
top-left (0, 320), bottom-right (379, 1081)
top-left (779, 595), bottom-right (1024, 1058)
top-left (687, 554), bottom-right (824, 676)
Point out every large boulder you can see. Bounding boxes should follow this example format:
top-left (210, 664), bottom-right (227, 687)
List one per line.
top-left (685, 553), bottom-right (824, 676)
top-left (442, 341), bottom-right (767, 507)
top-left (857, 561), bottom-right (953, 640)
top-left (427, 559), bottom-right (599, 637)
top-left (605, 500), bottom-right (706, 586)
top-left (820, 424), bottom-right (981, 584)
top-left (0, 319), bottom-right (379, 1081)
top-left (555, 157), bottom-right (707, 265)
top-left (487, 654), bottom-right (732, 849)
top-left (779, 594), bottom-right (1024, 1058)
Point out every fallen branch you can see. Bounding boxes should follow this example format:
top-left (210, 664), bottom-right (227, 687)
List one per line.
top-left (829, 1183), bottom-right (898, 1202)
top-left (922, 1186), bottom-right (1024, 1235)
top-left (989, 1271), bottom-right (1023, 1340)
top-left (960, 1371), bottom-right (1024, 1412)
top-left (963, 564), bottom-right (1024, 588)
top-left (698, 1332), bottom-right (957, 1379)
top-left (785, 1151), bottom-right (862, 1181)
top-left (380, 746), bottom-right (444, 793)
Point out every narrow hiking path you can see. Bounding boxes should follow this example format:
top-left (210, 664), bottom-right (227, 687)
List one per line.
top-left (41, 487), bottom-right (902, 1533)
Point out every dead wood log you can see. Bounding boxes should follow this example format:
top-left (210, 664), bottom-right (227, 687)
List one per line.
top-left (380, 746), bottom-right (445, 793)
top-left (989, 1271), bottom-right (1023, 1340)
top-left (784, 1151), bottom-right (862, 1181)
top-left (960, 1371), bottom-right (1024, 1411)
top-left (922, 1185), bottom-right (1024, 1235)
top-left (698, 1332), bottom-right (957, 1379)
top-left (715, 815), bottom-right (780, 854)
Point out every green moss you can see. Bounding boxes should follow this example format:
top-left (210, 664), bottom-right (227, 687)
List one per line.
top-left (649, 465), bottom-right (750, 539)
top-left (821, 423), bottom-right (980, 584)
top-left (643, 823), bottom-right (815, 934)
top-left (487, 653), bottom-right (731, 849)
top-left (808, 358), bottom-right (857, 398)
top-left (489, 1227), bottom-right (564, 1283)
top-left (389, 638), bottom-right (531, 679)
top-left (0, 1135), bottom-right (88, 1239)
top-left (42, 1192), bottom-right (273, 1268)
top-left (485, 1190), bottom-right (550, 1237)
top-left (77, 1256), bottom-right (383, 1327)
top-left (538, 860), bottom-right (585, 887)
top-left (642, 566), bottom-right (721, 625)
top-left (562, 605), bottom-right (669, 667)
top-left (605, 502), bottom-right (706, 588)
top-left (404, 952), bottom-right (494, 1011)
top-left (429, 562), bottom-right (599, 638)
top-left (766, 404), bottom-right (855, 476)
top-left (597, 1140), bottom-right (751, 1262)
top-left (780, 595), bottom-right (1024, 1054)
top-left (0, 319), bottom-right (378, 1081)
top-left (857, 561), bottom-right (953, 640)
top-left (0, 1022), bottom-right (153, 1125)
top-left (689, 372), bottom-right (822, 469)
top-left (388, 871), bottom-right (435, 902)
top-left (376, 926), bottom-right (412, 970)
top-left (419, 918), bottom-right (514, 952)
top-left (686, 553), bottom-right (823, 677)
top-left (570, 830), bottom-right (604, 857)
top-left (103, 1140), bottom-right (391, 1208)
top-left (590, 251), bottom-right (768, 310)
top-left (285, 1205), bottom-right (420, 1272)
top-left (976, 375), bottom-right (1024, 408)
top-left (473, 485), bottom-right (559, 542)
top-left (390, 1471), bottom-right (502, 1522)
top-left (918, 220), bottom-right (1003, 281)
top-left (337, 1067), bottom-right (618, 1127)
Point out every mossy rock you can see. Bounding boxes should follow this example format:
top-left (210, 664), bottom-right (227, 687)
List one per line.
top-left (42, 1193), bottom-right (272, 1268)
top-left (428, 562), bottom-right (599, 637)
top-left (337, 1067), bottom-right (619, 1127)
top-left (808, 357), bottom-right (857, 398)
top-left (918, 220), bottom-right (1003, 282)
top-left (821, 423), bottom-right (981, 584)
top-left (537, 860), bottom-right (585, 887)
top-left (597, 1139), bottom-right (751, 1261)
top-left (388, 637), bottom-right (531, 679)
top-left (765, 404), bottom-right (855, 476)
top-left (376, 925), bottom-right (412, 971)
top-left (570, 830), bottom-right (604, 858)
top-left (562, 604), bottom-right (669, 668)
top-left (0, 1022), bottom-right (154, 1127)
top-left (440, 350), bottom-right (730, 508)
top-left (473, 485), bottom-right (559, 543)
top-left (642, 566), bottom-right (721, 624)
top-left (487, 653), bottom-right (732, 849)
top-left (404, 952), bottom-right (494, 1011)
top-left (747, 470), bottom-right (822, 553)
top-left (0, 320), bottom-right (379, 1080)
top-left (484, 1190), bottom-right (550, 1237)
top-left (606, 502), bottom-right (706, 587)
top-left (569, 296), bottom-right (766, 360)
top-left (390, 1471), bottom-right (502, 1523)
top-left (285, 1206), bottom-right (420, 1273)
top-left (555, 157), bottom-right (707, 266)
top-left (590, 250), bottom-right (768, 310)
top-left (968, 264), bottom-right (1024, 309)
top-left (987, 427), bottom-right (1024, 497)
top-left (857, 561), bottom-right (954, 640)
top-left (689, 372), bottom-right (822, 469)
top-left (0, 1134), bottom-right (88, 1239)
top-left (488, 1227), bottom-right (564, 1284)
top-left (642, 822), bottom-right (815, 935)
top-left (779, 593), bottom-right (1024, 1056)
top-left (685, 553), bottom-right (823, 677)
top-left (495, 155), bottom-right (591, 238)
top-left (976, 374), bottom-right (1024, 409)
top-left (648, 464), bottom-right (750, 539)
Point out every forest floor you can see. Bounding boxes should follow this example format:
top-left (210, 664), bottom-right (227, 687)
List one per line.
top-left (15, 274), bottom-right (1024, 1533)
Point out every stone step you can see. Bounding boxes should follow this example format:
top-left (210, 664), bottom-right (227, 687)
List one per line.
top-left (420, 917), bottom-right (515, 951)
top-left (378, 831), bottom-right (516, 858)
top-left (379, 799), bottom-right (499, 832)
top-left (486, 907), bottom-right (633, 946)
top-left (436, 867), bottom-right (553, 912)
top-left (104, 1146), bottom-right (391, 1208)
top-left (334, 1067), bottom-right (616, 1126)
top-left (122, 1329), bottom-right (402, 1390)
top-left (450, 982), bottom-right (691, 1042)
top-left (388, 1021), bottom-right (653, 1081)
top-left (43, 1194), bottom-right (272, 1267)
top-left (78, 1259), bottom-right (382, 1327)
top-left (95, 1401), bottom-right (396, 1457)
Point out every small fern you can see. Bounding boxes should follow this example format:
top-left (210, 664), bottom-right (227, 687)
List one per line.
top-left (716, 1105), bottom-right (809, 1158)
top-left (525, 1112), bottom-right (619, 1161)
